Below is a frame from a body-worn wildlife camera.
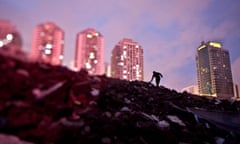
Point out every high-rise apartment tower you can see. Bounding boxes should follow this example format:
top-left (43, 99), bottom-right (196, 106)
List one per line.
top-left (0, 19), bottom-right (22, 54)
top-left (111, 38), bottom-right (144, 81)
top-left (75, 28), bottom-right (104, 75)
top-left (30, 22), bottom-right (64, 65)
top-left (196, 41), bottom-right (234, 99)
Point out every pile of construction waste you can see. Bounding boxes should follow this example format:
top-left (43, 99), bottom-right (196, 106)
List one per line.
top-left (0, 53), bottom-right (239, 144)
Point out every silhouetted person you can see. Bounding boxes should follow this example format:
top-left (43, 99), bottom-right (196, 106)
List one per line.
top-left (150, 71), bottom-right (163, 87)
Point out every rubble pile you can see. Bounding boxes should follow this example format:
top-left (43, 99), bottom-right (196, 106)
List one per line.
top-left (0, 54), bottom-right (240, 144)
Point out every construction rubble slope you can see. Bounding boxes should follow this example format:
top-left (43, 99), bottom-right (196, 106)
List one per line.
top-left (0, 53), bottom-right (240, 144)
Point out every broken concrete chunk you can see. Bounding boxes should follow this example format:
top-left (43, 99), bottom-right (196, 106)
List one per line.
top-left (167, 115), bottom-right (186, 126)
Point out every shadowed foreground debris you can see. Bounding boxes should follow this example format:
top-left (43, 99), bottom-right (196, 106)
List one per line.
top-left (0, 54), bottom-right (240, 144)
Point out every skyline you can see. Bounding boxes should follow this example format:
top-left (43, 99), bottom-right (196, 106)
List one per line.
top-left (0, 0), bottom-right (240, 91)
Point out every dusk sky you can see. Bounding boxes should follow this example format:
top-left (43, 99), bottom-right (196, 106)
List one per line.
top-left (1, 0), bottom-right (240, 91)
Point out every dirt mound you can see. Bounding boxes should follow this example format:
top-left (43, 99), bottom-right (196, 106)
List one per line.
top-left (0, 54), bottom-right (239, 144)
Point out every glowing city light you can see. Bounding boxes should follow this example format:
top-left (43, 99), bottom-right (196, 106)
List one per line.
top-left (94, 60), bottom-right (98, 64)
top-left (89, 52), bottom-right (95, 59)
top-left (118, 62), bottom-right (124, 66)
top-left (209, 42), bottom-right (221, 48)
top-left (6, 34), bottom-right (13, 41)
top-left (44, 49), bottom-right (51, 55)
top-left (120, 55), bottom-right (124, 60)
top-left (198, 45), bottom-right (206, 51)
top-left (59, 55), bottom-right (64, 60)
top-left (87, 34), bottom-right (92, 38)
top-left (0, 41), bottom-right (3, 47)
top-left (46, 43), bottom-right (53, 49)
top-left (123, 51), bottom-right (127, 56)
top-left (85, 62), bottom-right (92, 69)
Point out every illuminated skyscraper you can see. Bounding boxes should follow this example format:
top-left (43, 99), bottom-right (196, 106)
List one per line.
top-left (30, 22), bottom-right (64, 65)
top-left (196, 41), bottom-right (234, 99)
top-left (111, 38), bottom-right (144, 81)
top-left (0, 19), bottom-right (22, 55)
top-left (75, 28), bottom-right (104, 75)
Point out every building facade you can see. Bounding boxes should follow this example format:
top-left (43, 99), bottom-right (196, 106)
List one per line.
top-left (111, 38), bottom-right (144, 81)
top-left (196, 41), bottom-right (234, 99)
top-left (30, 22), bottom-right (64, 65)
top-left (0, 19), bottom-right (22, 55)
top-left (75, 28), bottom-right (104, 75)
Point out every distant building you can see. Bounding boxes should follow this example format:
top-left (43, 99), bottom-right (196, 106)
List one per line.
top-left (233, 83), bottom-right (240, 99)
top-left (111, 38), bottom-right (144, 81)
top-left (181, 85), bottom-right (199, 95)
top-left (0, 19), bottom-right (23, 55)
top-left (196, 41), bottom-right (234, 99)
top-left (74, 28), bottom-right (104, 75)
top-left (105, 62), bottom-right (111, 77)
top-left (30, 22), bottom-right (64, 65)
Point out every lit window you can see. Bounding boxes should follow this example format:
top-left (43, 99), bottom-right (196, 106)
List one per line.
top-left (123, 70), bottom-right (127, 74)
top-left (121, 55), bottom-right (124, 60)
top-left (85, 62), bottom-right (91, 69)
top-left (44, 49), bottom-right (51, 55)
top-left (94, 60), bottom-right (98, 64)
top-left (136, 71), bottom-right (140, 75)
top-left (123, 75), bottom-right (127, 79)
top-left (0, 41), bottom-right (3, 47)
top-left (135, 45), bottom-right (139, 48)
top-left (89, 52), bottom-right (95, 59)
top-left (209, 42), bottom-right (221, 48)
top-left (87, 34), bottom-right (92, 38)
top-left (223, 64), bottom-right (226, 68)
top-left (118, 62), bottom-right (124, 66)
top-left (6, 34), bottom-right (13, 41)
top-left (46, 44), bottom-right (53, 49)
top-left (123, 51), bottom-right (127, 56)
top-left (59, 55), bottom-right (64, 60)
top-left (198, 45), bottom-right (206, 51)
top-left (95, 33), bottom-right (99, 36)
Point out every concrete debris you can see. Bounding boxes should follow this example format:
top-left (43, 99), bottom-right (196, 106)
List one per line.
top-left (90, 88), bottom-right (100, 96)
top-left (33, 81), bottom-right (65, 99)
top-left (167, 115), bottom-right (186, 126)
top-left (157, 120), bottom-right (170, 128)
